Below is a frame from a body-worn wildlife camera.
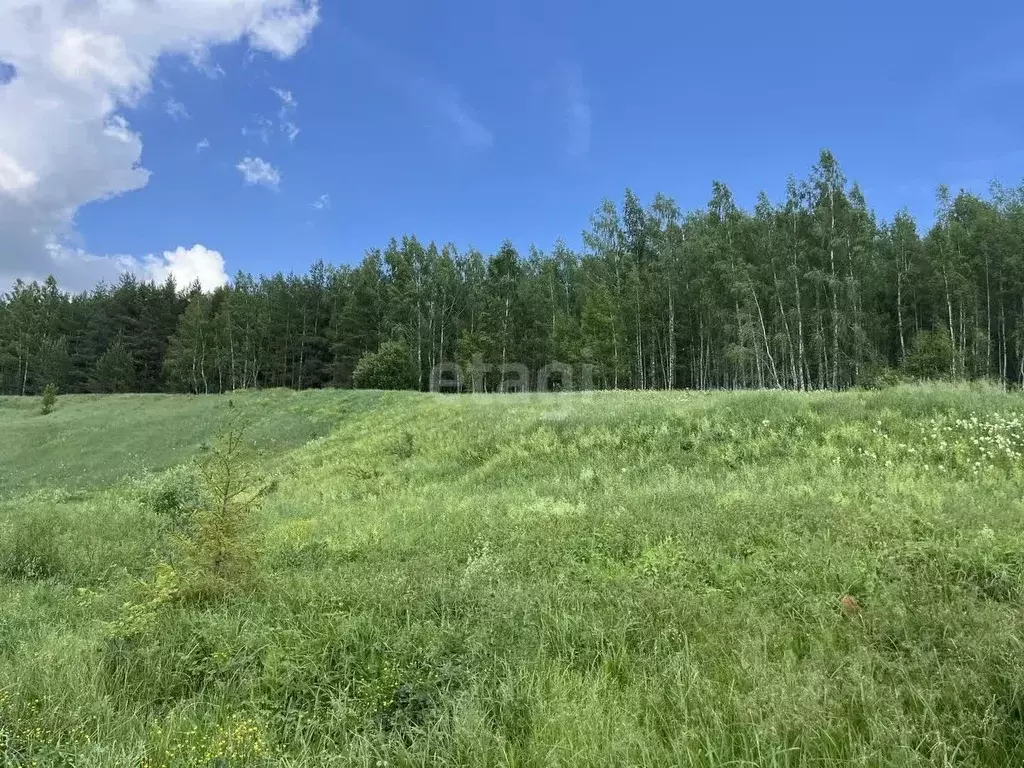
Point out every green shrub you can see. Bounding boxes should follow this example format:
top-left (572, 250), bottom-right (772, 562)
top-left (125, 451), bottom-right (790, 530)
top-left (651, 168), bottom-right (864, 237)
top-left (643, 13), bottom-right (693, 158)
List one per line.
top-left (903, 329), bottom-right (954, 379)
top-left (40, 383), bottom-right (58, 415)
top-left (353, 340), bottom-right (417, 390)
top-left (857, 363), bottom-right (906, 390)
top-left (143, 464), bottom-right (206, 537)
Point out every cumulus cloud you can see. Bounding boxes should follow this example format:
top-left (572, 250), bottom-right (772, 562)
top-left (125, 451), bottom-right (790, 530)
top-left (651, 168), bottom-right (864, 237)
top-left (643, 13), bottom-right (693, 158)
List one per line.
top-left (250, 4), bottom-right (320, 58)
top-left (10, 243), bottom-right (229, 293)
top-left (237, 157), bottom-right (281, 189)
top-left (196, 138), bottom-right (211, 152)
top-left (0, 0), bottom-right (319, 290)
top-left (142, 244), bottom-right (230, 290)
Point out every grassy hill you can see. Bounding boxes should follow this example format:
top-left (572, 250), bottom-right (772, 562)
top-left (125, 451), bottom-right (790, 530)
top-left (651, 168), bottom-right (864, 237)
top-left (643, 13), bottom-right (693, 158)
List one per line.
top-left (1, 385), bottom-right (1023, 766)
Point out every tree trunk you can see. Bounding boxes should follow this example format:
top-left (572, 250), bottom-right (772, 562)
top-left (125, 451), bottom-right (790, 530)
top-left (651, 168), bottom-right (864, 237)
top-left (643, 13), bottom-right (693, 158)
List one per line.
top-left (829, 200), bottom-right (840, 390)
top-left (667, 289), bottom-right (675, 389)
top-left (944, 269), bottom-right (956, 379)
top-left (752, 287), bottom-right (781, 388)
top-left (896, 265), bottom-right (906, 364)
top-left (985, 256), bottom-right (992, 376)
top-left (793, 268), bottom-right (806, 390)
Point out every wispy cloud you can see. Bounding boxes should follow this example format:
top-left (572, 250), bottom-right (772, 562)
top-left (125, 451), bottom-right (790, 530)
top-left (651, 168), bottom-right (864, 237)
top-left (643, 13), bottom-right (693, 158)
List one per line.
top-left (187, 45), bottom-right (227, 79)
top-left (272, 87), bottom-right (296, 110)
top-left (242, 115), bottom-right (275, 144)
top-left (338, 28), bottom-right (492, 151)
top-left (414, 79), bottom-right (493, 150)
top-left (560, 65), bottom-right (591, 159)
top-left (311, 192), bottom-right (330, 210)
top-left (271, 86), bottom-right (301, 142)
top-left (196, 138), bottom-right (210, 152)
top-left (236, 156), bottom-right (280, 189)
top-left (165, 98), bottom-right (190, 121)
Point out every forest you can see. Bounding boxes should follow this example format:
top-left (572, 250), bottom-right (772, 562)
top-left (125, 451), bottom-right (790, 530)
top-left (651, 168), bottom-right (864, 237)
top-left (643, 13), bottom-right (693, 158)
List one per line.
top-left (3, 150), bottom-right (1024, 395)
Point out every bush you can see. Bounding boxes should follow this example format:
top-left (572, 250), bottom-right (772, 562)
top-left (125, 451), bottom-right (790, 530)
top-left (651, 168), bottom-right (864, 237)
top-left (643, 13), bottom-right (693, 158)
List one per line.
top-left (40, 383), bottom-right (58, 415)
top-left (857, 364), bottom-right (906, 390)
top-left (143, 465), bottom-right (207, 540)
top-left (353, 340), bottom-right (417, 390)
top-left (903, 329), bottom-right (954, 380)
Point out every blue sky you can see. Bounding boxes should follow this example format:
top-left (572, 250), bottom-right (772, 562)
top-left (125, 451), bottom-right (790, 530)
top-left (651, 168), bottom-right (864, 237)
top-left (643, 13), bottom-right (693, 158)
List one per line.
top-left (4, 0), bottom-right (1024, 289)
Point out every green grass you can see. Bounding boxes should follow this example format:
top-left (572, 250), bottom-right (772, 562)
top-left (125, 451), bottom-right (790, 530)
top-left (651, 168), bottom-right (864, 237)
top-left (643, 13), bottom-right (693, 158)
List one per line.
top-left (1, 384), bottom-right (1023, 766)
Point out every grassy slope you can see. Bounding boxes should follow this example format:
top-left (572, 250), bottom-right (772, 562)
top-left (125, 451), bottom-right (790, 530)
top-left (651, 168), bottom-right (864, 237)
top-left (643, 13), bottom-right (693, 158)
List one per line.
top-left (1, 386), bottom-right (1023, 766)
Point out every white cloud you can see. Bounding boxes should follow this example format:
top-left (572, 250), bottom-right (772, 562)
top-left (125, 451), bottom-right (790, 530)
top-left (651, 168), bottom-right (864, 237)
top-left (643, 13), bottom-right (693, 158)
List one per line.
top-left (272, 87), bottom-right (296, 109)
top-left (143, 244), bottom-right (230, 291)
top-left (272, 86), bottom-right (300, 142)
top-left (196, 138), bottom-right (211, 152)
top-left (165, 98), bottom-right (190, 121)
top-left (0, 151), bottom-right (39, 199)
top-left (0, 0), bottom-right (319, 290)
top-left (237, 157), bottom-right (281, 189)
top-left (188, 48), bottom-right (227, 79)
top-left (12, 243), bottom-right (229, 293)
top-left (251, 4), bottom-right (320, 58)
top-left (311, 193), bottom-right (330, 210)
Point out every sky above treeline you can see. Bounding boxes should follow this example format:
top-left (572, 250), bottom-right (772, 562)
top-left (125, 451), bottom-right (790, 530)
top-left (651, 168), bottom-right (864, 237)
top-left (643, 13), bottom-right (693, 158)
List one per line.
top-left (2, 0), bottom-right (1023, 292)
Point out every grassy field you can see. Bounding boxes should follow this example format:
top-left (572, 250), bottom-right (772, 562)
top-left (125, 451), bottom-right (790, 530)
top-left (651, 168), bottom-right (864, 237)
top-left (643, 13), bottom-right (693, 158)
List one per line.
top-left (1, 385), bottom-right (1023, 767)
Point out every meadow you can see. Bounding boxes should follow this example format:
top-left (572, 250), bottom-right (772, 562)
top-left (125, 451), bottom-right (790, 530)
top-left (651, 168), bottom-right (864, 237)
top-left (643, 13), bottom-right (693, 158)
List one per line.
top-left (0, 385), bottom-right (1022, 767)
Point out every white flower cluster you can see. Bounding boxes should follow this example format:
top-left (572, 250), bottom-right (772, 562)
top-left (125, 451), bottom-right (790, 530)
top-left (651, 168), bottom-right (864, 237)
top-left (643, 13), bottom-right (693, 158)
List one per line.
top-left (864, 411), bottom-right (1024, 476)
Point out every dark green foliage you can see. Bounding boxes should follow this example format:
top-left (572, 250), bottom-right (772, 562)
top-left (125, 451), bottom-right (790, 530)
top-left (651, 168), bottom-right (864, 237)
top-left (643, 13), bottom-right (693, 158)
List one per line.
top-left (903, 329), bottom-right (955, 380)
top-left (353, 340), bottom-right (417, 390)
top-left (5, 153), bottom-right (1024, 394)
top-left (857, 363), bottom-right (906, 390)
top-left (91, 337), bottom-right (137, 393)
top-left (144, 464), bottom-right (206, 537)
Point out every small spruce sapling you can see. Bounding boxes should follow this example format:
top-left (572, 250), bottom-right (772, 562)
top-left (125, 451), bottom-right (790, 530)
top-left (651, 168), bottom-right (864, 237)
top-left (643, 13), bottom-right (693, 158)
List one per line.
top-left (175, 401), bottom-right (275, 600)
top-left (41, 383), bottom-right (58, 415)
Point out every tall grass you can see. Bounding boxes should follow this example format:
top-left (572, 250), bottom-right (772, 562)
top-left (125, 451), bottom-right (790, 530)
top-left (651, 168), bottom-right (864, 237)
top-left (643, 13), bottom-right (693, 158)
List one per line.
top-left (0, 385), bottom-right (1022, 766)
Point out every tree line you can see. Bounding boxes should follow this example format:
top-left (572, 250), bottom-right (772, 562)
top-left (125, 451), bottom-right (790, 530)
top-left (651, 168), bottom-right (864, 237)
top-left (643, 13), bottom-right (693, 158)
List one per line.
top-left (4, 151), bottom-right (1024, 396)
